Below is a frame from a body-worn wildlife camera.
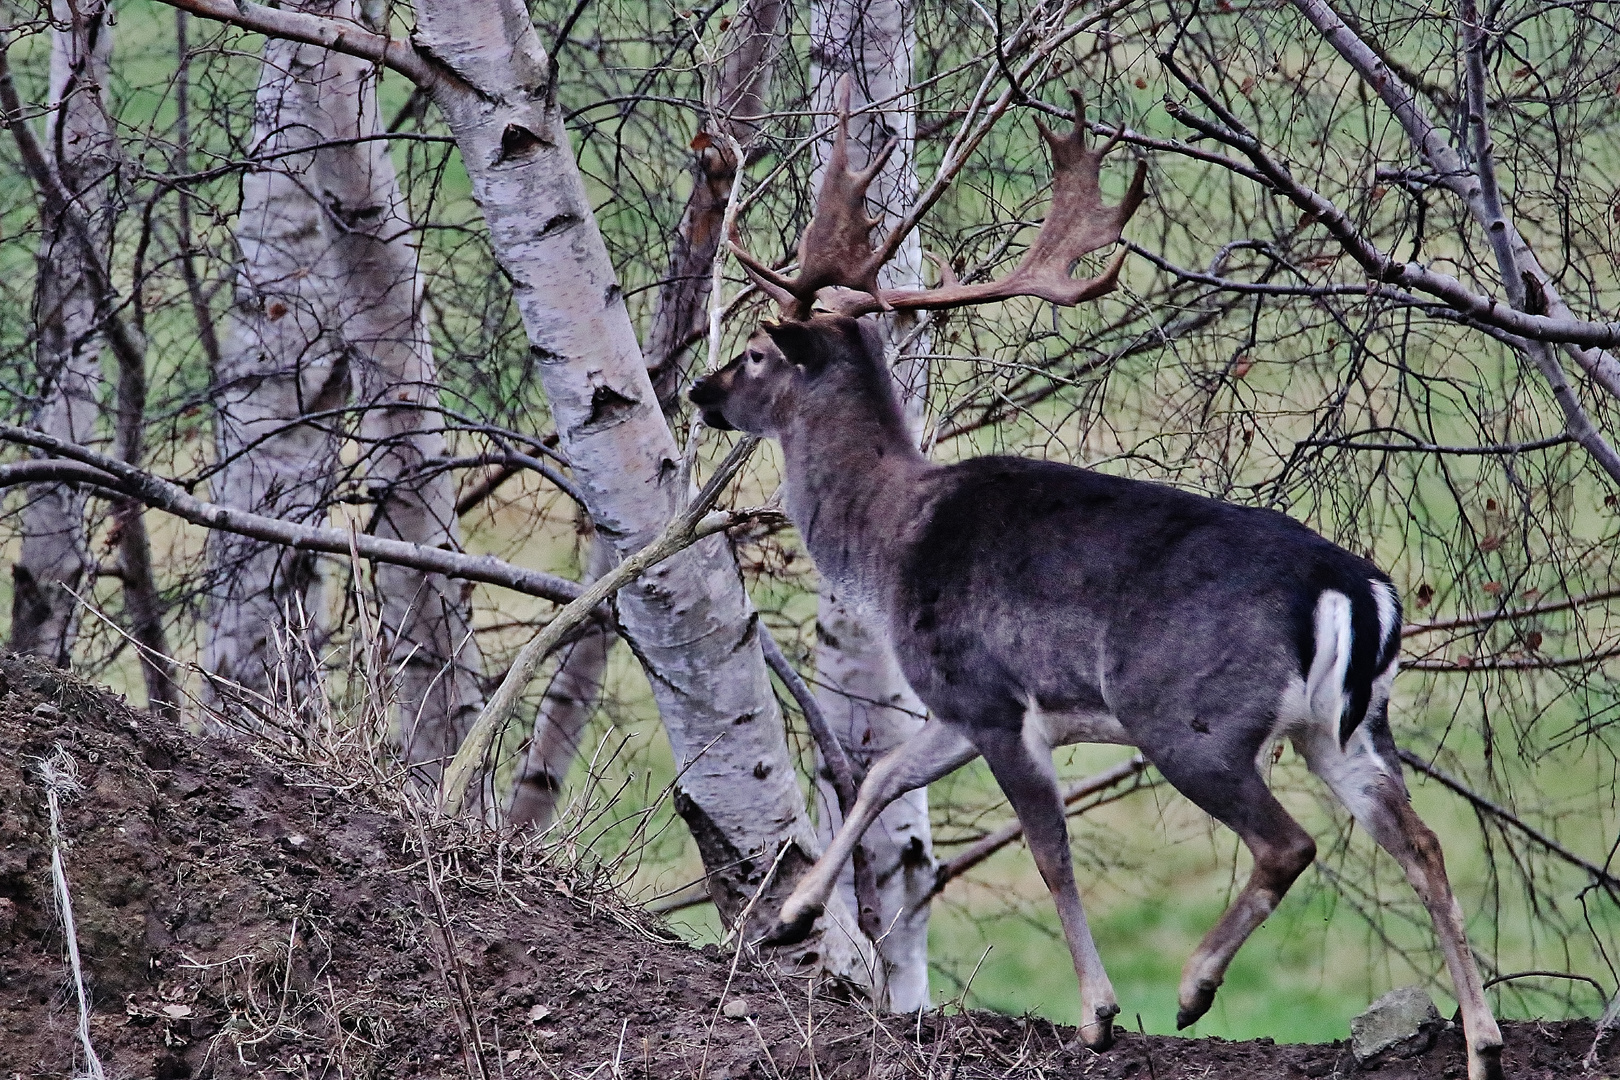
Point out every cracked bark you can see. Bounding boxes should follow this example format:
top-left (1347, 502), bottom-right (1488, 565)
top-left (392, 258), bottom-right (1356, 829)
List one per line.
top-left (808, 0), bottom-right (935, 1011)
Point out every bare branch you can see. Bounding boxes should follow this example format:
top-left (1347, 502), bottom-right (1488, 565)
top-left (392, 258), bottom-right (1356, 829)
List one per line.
top-left (0, 426), bottom-right (587, 606)
top-left (923, 755), bottom-right (1148, 905)
top-left (1399, 749), bottom-right (1620, 899)
top-left (148, 0), bottom-right (440, 88)
top-left (1405, 587), bottom-right (1620, 637)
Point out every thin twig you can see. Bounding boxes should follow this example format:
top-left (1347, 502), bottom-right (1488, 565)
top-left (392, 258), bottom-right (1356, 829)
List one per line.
top-left (923, 755), bottom-right (1148, 904)
top-left (1399, 749), bottom-right (1620, 898)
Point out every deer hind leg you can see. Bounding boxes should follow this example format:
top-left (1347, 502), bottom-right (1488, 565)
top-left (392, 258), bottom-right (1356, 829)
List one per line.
top-left (1145, 746), bottom-right (1318, 1029)
top-left (766, 719), bottom-right (976, 946)
top-left (1300, 715), bottom-right (1504, 1080)
top-left (974, 721), bottom-right (1120, 1050)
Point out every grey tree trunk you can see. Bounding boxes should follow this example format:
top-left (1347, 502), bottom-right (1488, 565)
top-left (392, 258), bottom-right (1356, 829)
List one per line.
top-left (413, 0), bottom-right (870, 983)
top-left (510, 0), bottom-right (789, 833)
top-left (10, 1), bottom-right (115, 666)
top-left (313, 9), bottom-right (487, 786)
top-left (808, 0), bottom-right (935, 1012)
top-left (204, 1), bottom-right (483, 772)
top-left (202, 16), bottom-right (351, 709)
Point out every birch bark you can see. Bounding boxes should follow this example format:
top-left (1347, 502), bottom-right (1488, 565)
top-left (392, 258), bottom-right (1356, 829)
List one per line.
top-left (411, 0), bottom-right (869, 981)
top-left (511, 0), bottom-right (789, 833)
top-left (10, 1), bottom-right (114, 665)
top-left (808, 0), bottom-right (935, 1011)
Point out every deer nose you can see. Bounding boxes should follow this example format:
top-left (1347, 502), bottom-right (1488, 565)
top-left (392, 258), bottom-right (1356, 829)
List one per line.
top-left (689, 375), bottom-right (722, 407)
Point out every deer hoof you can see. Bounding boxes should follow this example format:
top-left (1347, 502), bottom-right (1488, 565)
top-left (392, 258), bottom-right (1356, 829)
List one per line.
top-left (1469, 1044), bottom-right (1504, 1080)
top-left (1175, 979), bottom-right (1220, 1029)
top-left (761, 904), bottom-right (821, 946)
top-left (1075, 1002), bottom-right (1119, 1051)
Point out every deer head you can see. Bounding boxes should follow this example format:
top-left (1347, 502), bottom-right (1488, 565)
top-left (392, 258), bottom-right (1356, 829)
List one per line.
top-left (728, 78), bottom-right (1147, 321)
top-left (690, 316), bottom-right (899, 438)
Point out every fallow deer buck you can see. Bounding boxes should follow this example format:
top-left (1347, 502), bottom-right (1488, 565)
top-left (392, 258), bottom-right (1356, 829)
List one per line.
top-left (692, 79), bottom-right (1504, 1080)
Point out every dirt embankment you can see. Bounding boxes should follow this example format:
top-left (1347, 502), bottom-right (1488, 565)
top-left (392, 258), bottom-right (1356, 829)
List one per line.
top-left (0, 651), bottom-right (1611, 1079)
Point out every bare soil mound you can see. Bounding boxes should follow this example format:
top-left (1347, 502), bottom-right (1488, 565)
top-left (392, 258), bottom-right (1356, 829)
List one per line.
top-left (0, 652), bottom-right (1611, 1079)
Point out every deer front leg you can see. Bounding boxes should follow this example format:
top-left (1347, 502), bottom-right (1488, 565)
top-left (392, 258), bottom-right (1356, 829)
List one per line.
top-left (974, 721), bottom-right (1120, 1051)
top-left (765, 719), bottom-right (976, 945)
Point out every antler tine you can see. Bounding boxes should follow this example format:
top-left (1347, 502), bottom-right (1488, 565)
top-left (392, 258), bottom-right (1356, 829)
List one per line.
top-left (729, 74), bottom-right (898, 319)
top-left (859, 89), bottom-right (1145, 316)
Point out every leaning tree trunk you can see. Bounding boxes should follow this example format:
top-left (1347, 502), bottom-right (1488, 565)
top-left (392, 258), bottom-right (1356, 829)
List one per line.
top-left (10, 1), bottom-right (114, 665)
top-left (808, 0), bottom-right (935, 1012)
top-left (509, 0), bottom-right (789, 833)
top-left (506, 523), bottom-right (613, 828)
top-left (202, 22), bottom-right (350, 710)
top-left (645, 0), bottom-right (787, 410)
top-left (413, 0), bottom-right (870, 983)
top-left (311, 5), bottom-right (487, 788)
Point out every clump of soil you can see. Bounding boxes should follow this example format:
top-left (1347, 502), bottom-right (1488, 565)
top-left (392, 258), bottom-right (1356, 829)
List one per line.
top-left (0, 651), bottom-right (1612, 1079)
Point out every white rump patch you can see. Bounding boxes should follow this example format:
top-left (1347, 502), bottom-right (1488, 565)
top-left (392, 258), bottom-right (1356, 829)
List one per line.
top-left (1305, 589), bottom-right (1353, 731)
top-left (1370, 579), bottom-right (1400, 646)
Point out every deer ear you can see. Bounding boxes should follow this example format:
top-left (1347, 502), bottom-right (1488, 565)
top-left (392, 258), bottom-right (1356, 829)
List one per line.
top-left (763, 320), bottom-right (827, 373)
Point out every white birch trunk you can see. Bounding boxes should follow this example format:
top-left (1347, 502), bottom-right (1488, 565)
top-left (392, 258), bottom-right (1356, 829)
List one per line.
top-left (10, 1), bottom-right (114, 665)
top-left (809, 0), bottom-right (935, 1011)
top-left (511, 0), bottom-right (790, 833)
top-left (205, 2), bottom-right (484, 772)
top-left (412, 0), bottom-right (870, 983)
top-left (202, 22), bottom-right (349, 707)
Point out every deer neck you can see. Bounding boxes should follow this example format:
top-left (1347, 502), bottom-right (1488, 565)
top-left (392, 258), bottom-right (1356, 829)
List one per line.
top-left (778, 387), bottom-right (930, 606)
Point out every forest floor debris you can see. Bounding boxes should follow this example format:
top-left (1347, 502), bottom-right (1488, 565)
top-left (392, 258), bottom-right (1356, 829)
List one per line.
top-left (0, 652), bottom-right (1612, 1079)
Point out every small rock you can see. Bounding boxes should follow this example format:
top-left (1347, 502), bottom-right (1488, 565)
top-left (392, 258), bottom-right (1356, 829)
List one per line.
top-left (1350, 986), bottom-right (1442, 1063)
top-left (722, 997), bottom-right (754, 1019)
top-left (30, 702), bottom-right (62, 722)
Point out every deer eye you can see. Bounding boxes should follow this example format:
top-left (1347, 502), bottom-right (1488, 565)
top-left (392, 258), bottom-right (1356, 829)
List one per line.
top-left (746, 350), bottom-right (765, 368)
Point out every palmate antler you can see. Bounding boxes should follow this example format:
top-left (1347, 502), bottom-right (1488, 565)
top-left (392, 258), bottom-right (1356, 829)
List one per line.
top-left (731, 83), bottom-right (1147, 320)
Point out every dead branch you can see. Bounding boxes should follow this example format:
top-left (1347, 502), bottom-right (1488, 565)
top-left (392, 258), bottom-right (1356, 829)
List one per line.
top-left (1404, 587), bottom-right (1620, 637)
top-left (438, 437), bottom-right (767, 816)
top-left (922, 755), bottom-right (1148, 905)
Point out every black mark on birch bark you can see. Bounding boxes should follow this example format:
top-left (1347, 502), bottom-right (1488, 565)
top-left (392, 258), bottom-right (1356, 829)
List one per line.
top-left (497, 123), bottom-right (549, 163)
top-left (534, 212), bottom-right (581, 242)
top-left (580, 383), bottom-right (638, 431)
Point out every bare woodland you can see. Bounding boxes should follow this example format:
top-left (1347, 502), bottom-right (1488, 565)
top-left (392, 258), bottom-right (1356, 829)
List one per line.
top-left (1, 0), bottom-right (1617, 1035)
